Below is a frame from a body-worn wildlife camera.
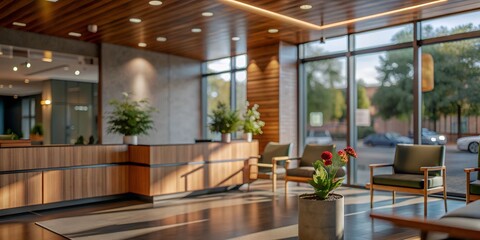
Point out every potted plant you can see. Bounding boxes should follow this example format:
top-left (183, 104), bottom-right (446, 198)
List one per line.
top-left (106, 92), bottom-right (156, 145)
top-left (209, 102), bottom-right (241, 143)
top-left (298, 147), bottom-right (357, 240)
top-left (30, 124), bottom-right (44, 142)
top-left (242, 101), bottom-right (265, 142)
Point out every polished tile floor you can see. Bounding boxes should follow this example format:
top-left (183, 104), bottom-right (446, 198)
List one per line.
top-left (0, 181), bottom-right (465, 240)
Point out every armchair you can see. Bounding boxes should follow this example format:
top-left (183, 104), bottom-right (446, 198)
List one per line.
top-left (248, 142), bottom-right (292, 192)
top-left (465, 148), bottom-right (480, 203)
top-left (284, 144), bottom-right (345, 193)
top-left (369, 144), bottom-right (447, 216)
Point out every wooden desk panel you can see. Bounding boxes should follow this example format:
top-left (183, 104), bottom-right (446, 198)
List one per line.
top-left (0, 172), bottom-right (42, 210)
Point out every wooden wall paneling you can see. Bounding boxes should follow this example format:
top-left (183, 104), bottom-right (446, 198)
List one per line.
top-left (0, 173), bottom-right (42, 210)
top-left (247, 44), bottom-right (281, 152)
top-left (128, 166), bottom-right (151, 196)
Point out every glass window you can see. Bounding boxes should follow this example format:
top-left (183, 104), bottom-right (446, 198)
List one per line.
top-left (422, 38), bottom-right (480, 194)
top-left (235, 55), bottom-right (247, 69)
top-left (207, 73), bottom-right (231, 115)
top-left (422, 11), bottom-right (480, 39)
top-left (206, 58), bottom-right (231, 74)
top-left (304, 57), bottom-right (347, 151)
top-left (302, 36), bottom-right (347, 59)
top-left (355, 24), bottom-right (413, 50)
top-left (235, 70), bottom-right (247, 112)
top-left (354, 49), bottom-right (413, 185)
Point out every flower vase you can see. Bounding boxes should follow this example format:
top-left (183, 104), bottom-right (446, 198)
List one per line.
top-left (123, 135), bottom-right (138, 145)
top-left (221, 133), bottom-right (231, 143)
top-left (244, 132), bottom-right (253, 142)
top-left (298, 193), bottom-right (344, 240)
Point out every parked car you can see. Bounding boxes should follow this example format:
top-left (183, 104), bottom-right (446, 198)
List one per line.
top-left (305, 130), bottom-right (333, 145)
top-left (457, 135), bottom-right (480, 153)
top-left (363, 132), bottom-right (413, 147)
top-left (421, 128), bottom-right (447, 145)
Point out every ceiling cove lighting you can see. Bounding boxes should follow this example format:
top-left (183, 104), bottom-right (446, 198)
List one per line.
top-left (138, 42), bottom-right (147, 47)
top-left (268, 28), bottom-right (279, 33)
top-left (46, 0), bottom-right (58, 2)
top-left (148, 1), bottom-right (162, 6)
top-left (202, 12), bottom-right (214, 17)
top-left (156, 37), bottom-right (167, 42)
top-left (299, 5), bottom-right (312, 10)
top-left (24, 79), bottom-right (30, 84)
top-left (12, 22), bottom-right (26, 27)
top-left (191, 28), bottom-right (202, 33)
top-left (219, 0), bottom-right (447, 30)
top-left (232, 36), bottom-right (240, 41)
top-left (68, 32), bottom-right (81, 37)
top-left (129, 18), bottom-right (142, 23)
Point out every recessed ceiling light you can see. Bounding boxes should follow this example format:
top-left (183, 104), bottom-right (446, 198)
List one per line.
top-left (232, 37), bottom-right (240, 41)
top-left (129, 18), bottom-right (142, 23)
top-left (24, 79), bottom-right (30, 84)
top-left (299, 4), bottom-right (312, 10)
top-left (0, 85), bottom-right (3, 88)
top-left (13, 66), bottom-right (18, 71)
top-left (26, 62), bottom-right (31, 68)
top-left (138, 42), bottom-right (147, 47)
top-left (12, 22), bottom-right (26, 27)
top-left (148, 0), bottom-right (162, 6)
top-left (8, 84), bottom-right (12, 89)
top-left (63, 66), bottom-right (69, 71)
top-left (202, 12), bottom-right (214, 17)
top-left (13, 95), bottom-right (18, 99)
top-left (191, 28), bottom-right (202, 33)
top-left (268, 28), bottom-right (279, 33)
top-left (68, 32), bottom-right (81, 37)
top-left (74, 70), bottom-right (80, 75)
top-left (156, 37), bottom-right (167, 42)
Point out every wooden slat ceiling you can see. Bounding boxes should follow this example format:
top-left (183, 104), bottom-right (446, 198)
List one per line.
top-left (1, 0), bottom-right (480, 60)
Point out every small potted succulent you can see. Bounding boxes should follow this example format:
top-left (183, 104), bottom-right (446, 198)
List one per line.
top-left (106, 92), bottom-right (156, 145)
top-left (298, 146), bottom-right (357, 240)
top-left (30, 123), bottom-right (44, 142)
top-left (208, 102), bottom-right (241, 143)
top-left (242, 101), bottom-right (265, 142)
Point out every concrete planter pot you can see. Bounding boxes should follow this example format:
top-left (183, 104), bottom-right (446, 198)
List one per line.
top-left (123, 135), bottom-right (138, 145)
top-left (221, 133), bottom-right (231, 143)
top-left (298, 193), bottom-right (344, 240)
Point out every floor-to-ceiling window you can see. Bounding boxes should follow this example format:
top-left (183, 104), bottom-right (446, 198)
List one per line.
top-left (300, 10), bottom-right (480, 195)
top-left (203, 55), bottom-right (247, 139)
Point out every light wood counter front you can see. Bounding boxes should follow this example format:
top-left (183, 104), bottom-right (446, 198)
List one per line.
top-left (129, 141), bottom-right (258, 197)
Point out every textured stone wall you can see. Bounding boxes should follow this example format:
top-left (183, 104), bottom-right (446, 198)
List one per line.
top-left (101, 43), bottom-right (201, 144)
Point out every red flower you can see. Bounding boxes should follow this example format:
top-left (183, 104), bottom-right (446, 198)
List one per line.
top-left (344, 147), bottom-right (357, 158)
top-left (323, 159), bottom-right (333, 166)
top-left (321, 151), bottom-right (333, 161)
top-left (338, 150), bottom-right (348, 163)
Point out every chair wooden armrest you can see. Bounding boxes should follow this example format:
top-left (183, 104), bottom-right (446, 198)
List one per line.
top-left (272, 156), bottom-right (290, 162)
top-left (285, 157), bottom-right (301, 163)
top-left (249, 155), bottom-right (261, 159)
top-left (250, 163), bottom-right (273, 168)
top-left (420, 166), bottom-right (446, 172)
top-left (465, 167), bottom-right (480, 173)
top-left (370, 213), bottom-right (480, 239)
top-left (369, 163), bottom-right (394, 169)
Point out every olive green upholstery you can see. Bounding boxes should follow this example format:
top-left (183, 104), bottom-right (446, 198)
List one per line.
top-left (286, 165), bottom-right (345, 178)
top-left (299, 144), bottom-right (334, 167)
top-left (373, 174), bottom-right (443, 189)
top-left (258, 142), bottom-right (292, 173)
top-left (467, 149), bottom-right (480, 197)
top-left (393, 144), bottom-right (445, 176)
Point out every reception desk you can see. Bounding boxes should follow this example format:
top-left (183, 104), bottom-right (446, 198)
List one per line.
top-left (0, 141), bottom-right (258, 215)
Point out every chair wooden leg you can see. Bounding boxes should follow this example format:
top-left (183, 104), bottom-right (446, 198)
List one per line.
top-left (443, 168), bottom-right (448, 212)
top-left (466, 171), bottom-right (471, 205)
top-left (424, 194), bottom-right (428, 217)
top-left (285, 180), bottom-right (288, 193)
top-left (370, 187), bottom-right (374, 209)
top-left (392, 191), bottom-right (395, 205)
top-left (247, 182), bottom-right (251, 192)
top-left (272, 173), bottom-right (277, 192)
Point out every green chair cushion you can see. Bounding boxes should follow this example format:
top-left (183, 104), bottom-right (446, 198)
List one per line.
top-left (300, 144), bottom-right (334, 167)
top-left (286, 166), bottom-right (345, 178)
top-left (393, 144), bottom-right (445, 177)
top-left (373, 174), bottom-right (443, 189)
top-left (470, 180), bottom-right (480, 195)
top-left (259, 142), bottom-right (291, 166)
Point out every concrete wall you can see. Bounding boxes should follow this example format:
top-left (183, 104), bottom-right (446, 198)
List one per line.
top-left (101, 43), bottom-right (201, 144)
